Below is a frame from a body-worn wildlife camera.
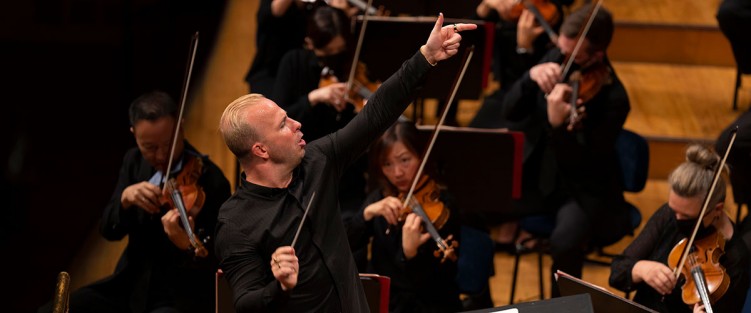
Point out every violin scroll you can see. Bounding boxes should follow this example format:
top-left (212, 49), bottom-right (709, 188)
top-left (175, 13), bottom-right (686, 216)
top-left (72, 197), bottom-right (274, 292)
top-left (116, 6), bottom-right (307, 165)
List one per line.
top-left (434, 234), bottom-right (459, 263)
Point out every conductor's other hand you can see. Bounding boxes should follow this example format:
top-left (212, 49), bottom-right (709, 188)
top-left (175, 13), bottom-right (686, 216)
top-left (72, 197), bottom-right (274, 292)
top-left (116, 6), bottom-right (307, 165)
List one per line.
top-left (271, 246), bottom-right (299, 291)
top-left (420, 13), bottom-right (478, 65)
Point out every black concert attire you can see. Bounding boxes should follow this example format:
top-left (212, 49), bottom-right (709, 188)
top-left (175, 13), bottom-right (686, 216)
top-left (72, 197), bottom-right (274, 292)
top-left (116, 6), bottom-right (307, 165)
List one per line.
top-left (272, 47), bottom-right (368, 254)
top-left (469, 2), bottom-right (563, 128)
top-left (610, 204), bottom-right (750, 313)
top-left (214, 51), bottom-right (434, 313)
top-left (38, 142), bottom-right (231, 313)
top-left (244, 0), bottom-right (307, 96)
top-left (347, 188), bottom-right (463, 313)
top-left (272, 48), bottom-right (356, 144)
top-left (502, 48), bottom-right (632, 288)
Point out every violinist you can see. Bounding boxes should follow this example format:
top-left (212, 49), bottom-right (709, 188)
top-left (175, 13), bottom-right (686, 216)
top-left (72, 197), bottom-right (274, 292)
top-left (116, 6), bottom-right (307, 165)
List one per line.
top-left (272, 5), bottom-right (370, 216)
top-left (469, 0), bottom-right (566, 128)
top-left (38, 91), bottom-right (231, 313)
top-left (272, 5), bottom-right (354, 142)
top-left (215, 16), bottom-right (475, 312)
top-left (500, 4), bottom-right (632, 297)
top-left (244, 0), bottom-right (308, 96)
top-left (610, 145), bottom-right (750, 313)
top-left (346, 120), bottom-right (462, 313)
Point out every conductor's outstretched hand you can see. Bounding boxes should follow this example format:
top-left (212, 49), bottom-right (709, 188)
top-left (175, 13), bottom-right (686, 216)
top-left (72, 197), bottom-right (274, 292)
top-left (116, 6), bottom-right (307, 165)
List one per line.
top-left (420, 13), bottom-right (478, 65)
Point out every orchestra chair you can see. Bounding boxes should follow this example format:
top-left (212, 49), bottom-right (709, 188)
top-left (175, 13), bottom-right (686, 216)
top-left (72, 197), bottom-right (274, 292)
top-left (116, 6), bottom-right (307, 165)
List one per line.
top-left (456, 225), bottom-right (495, 309)
top-left (508, 129), bottom-right (649, 303)
top-left (216, 269), bottom-right (236, 313)
top-left (716, 108), bottom-right (751, 223)
top-left (52, 271), bottom-right (71, 313)
top-left (716, 0), bottom-right (751, 111)
top-left (360, 273), bottom-right (391, 313)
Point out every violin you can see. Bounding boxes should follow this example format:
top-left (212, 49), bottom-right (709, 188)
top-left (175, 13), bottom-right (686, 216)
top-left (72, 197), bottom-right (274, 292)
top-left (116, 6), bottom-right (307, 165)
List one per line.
top-left (502, 0), bottom-right (560, 43)
top-left (667, 229), bottom-right (730, 307)
top-left (566, 62), bottom-right (610, 127)
top-left (558, 0), bottom-right (611, 128)
top-left (319, 61), bottom-right (380, 112)
top-left (396, 175), bottom-right (457, 263)
top-left (505, 0), bottom-right (559, 23)
top-left (397, 175), bottom-right (450, 231)
top-left (160, 155), bottom-right (206, 215)
top-left (666, 128), bottom-right (738, 312)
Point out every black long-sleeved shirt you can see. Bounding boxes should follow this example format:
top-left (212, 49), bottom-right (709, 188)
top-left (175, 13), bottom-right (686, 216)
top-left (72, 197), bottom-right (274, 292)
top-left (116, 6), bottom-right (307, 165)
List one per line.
top-left (347, 188), bottom-right (463, 313)
top-left (610, 204), bottom-right (750, 313)
top-left (244, 0), bottom-right (307, 95)
top-left (99, 142), bottom-right (231, 313)
top-left (214, 51), bottom-right (433, 313)
top-left (501, 48), bottom-right (632, 243)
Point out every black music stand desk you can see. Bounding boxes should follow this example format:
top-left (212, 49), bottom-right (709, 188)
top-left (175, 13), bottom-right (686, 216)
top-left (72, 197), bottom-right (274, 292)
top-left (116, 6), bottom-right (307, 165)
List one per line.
top-left (555, 271), bottom-right (658, 313)
top-left (355, 16), bottom-right (494, 101)
top-left (416, 125), bottom-right (523, 223)
top-left (462, 293), bottom-right (594, 313)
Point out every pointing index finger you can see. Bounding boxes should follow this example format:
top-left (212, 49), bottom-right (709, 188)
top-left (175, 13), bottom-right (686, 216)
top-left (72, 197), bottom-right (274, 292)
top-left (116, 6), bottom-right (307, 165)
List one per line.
top-left (445, 23), bottom-right (478, 33)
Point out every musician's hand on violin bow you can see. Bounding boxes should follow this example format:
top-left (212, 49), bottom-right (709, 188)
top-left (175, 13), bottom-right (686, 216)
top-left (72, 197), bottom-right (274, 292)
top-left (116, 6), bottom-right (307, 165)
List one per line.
top-left (530, 62), bottom-right (561, 94)
top-left (546, 83), bottom-right (583, 129)
top-left (402, 213), bottom-right (432, 260)
top-left (633, 260), bottom-right (677, 296)
top-left (309, 82), bottom-right (347, 112)
top-left (363, 196), bottom-right (402, 225)
top-left (420, 13), bottom-right (478, 66)
top-left (121, 182), bottom-right (162, 214)
top-left (161, 208), bottom-right (195, 251)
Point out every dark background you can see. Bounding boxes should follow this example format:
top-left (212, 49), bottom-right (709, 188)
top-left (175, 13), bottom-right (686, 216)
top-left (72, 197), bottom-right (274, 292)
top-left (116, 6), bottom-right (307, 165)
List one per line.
top-left (1, 1), bottom-right (228, 311)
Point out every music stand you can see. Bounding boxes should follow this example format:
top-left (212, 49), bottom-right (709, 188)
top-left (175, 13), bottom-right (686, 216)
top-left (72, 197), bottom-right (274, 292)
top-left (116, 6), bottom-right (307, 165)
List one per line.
top-left (555, 271), bottom-right (658, 313)
top-left (461, 293), bottom-right (594, 313)
top-left (416, 125), bottom-right (523, 223)
top-left (354, 16), bottom-right (494, 101)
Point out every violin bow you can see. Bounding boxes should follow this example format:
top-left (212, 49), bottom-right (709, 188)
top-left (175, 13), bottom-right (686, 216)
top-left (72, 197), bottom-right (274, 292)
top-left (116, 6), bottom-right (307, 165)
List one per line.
top-left (401, 45), bottom-right (475, 209)
top-left (673, 127), bottom-right (738, 278)
top-left (558, 0), bottom-right (603, 127)
top-left (344, 0), bottom-right (374, 104)
top-left (560, 0), bottom-right (602, 80)
top-left (162, 31), bottom-right (207, 257)
top-left (395, 45), bottom-right (474, 261)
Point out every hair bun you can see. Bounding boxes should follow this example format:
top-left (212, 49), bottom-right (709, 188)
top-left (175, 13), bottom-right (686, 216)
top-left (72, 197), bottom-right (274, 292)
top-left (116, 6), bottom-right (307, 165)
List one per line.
top-left (685, 144), bottom-right (719, 170)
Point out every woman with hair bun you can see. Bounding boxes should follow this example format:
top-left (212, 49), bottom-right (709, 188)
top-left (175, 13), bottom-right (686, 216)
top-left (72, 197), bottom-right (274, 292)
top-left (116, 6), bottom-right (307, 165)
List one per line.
top-left (609, 144), bottom-right (750, 313)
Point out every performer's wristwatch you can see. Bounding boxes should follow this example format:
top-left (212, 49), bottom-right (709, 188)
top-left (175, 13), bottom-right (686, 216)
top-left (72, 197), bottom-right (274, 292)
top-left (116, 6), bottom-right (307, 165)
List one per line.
top-left (516, 46), bottom-right (532, 54)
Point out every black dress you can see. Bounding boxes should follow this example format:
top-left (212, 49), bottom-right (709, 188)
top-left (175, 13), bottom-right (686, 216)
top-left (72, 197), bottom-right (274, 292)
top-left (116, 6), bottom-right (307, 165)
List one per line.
top-left (610, 204), bottom-right (750, 313)
top-left (347, 188), bottom-right (463, 313)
